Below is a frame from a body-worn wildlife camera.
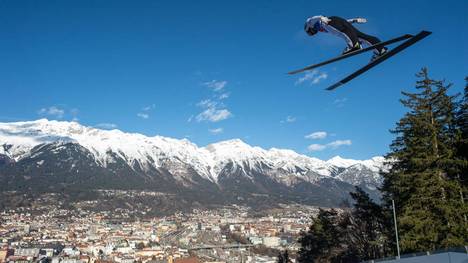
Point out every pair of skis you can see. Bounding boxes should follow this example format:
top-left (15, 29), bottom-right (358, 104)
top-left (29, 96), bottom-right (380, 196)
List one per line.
top-left (288, 31), bottom-right (432, 90)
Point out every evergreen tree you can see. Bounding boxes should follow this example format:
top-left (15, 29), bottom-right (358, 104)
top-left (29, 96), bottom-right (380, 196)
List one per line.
top-left (455, 77), bottom-right (468, 187)
top-left (276, 250), bottom-right (290, 263)
top-left (462, 76), bottom-right (468, 145)
top-left (297, 189), bottom-right (394, 262)
top-left (344, 187), bottom-right (393, 260)
top-left (381, 68), bottom-right (468, 253)
top-left (297, 71), bottom-right (468, 262)
top-left (453, 76), bottom-right (468, 223)
top-left (297, 209), bottom-right (343, 262)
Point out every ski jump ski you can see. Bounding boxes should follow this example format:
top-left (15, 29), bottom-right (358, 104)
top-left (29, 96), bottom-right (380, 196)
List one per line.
top-left (326, 31), bottom-right (432, 90)
top-left (287, 34), bottom-right (413, 75)
top-left (289, 30), bottom-right (432, 91)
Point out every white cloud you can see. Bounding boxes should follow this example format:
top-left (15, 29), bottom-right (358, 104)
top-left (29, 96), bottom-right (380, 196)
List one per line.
top-left (328, 139), bottom-right (352, 149)
top-left (218, 93), bottom-right (230, 100)
top-left (209, 128), bottom-right (224, 134)
top-left (197, 99), bottom-right (217, 108)
top-left (38, 106), bottom-right (65, 119)
top-left (334, 98), bottom-right (348, 104)
top-left (280, 116), bottom-right (297, 123)
top-left (203, 80), bottom-right (227, 92)
top-left (137, 113), bottom-right (149, 119)
top-left (333, 98), bottom-right (348, 107)
top-left (137, 104), bottom-right (155, 119)
top-left (37, 106), bottom-right (81, 121)
top-left (195, 98), bottom-right (232, 123)
top-left (307, 139), bottom-right (352, 152)
top-left (312, 73), bottom-right (327, 84)
top-left (196, 108), bottom-right (232, 122)
top-left (142, 104), bottom-right (156, 111)
top-left (193, 79), bottom-right (232, 123)
top-left (95, 123), bottom-right (118, 129)
top-left (305, 131), bottom-right (327, 140)
top-left (295, 70), bottom-right (328, 86)
top-left (308, 144), bottom-right (327, 151)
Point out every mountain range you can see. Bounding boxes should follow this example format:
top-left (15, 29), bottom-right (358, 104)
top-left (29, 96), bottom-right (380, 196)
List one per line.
top-left (0, 119), bottom-right (388, 210)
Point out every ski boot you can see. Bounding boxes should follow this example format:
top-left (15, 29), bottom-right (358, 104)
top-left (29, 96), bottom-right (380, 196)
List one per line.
top-left (371, 47), bottom-right (388, 61)
top-left (342, 42), bottom-right (362, 55)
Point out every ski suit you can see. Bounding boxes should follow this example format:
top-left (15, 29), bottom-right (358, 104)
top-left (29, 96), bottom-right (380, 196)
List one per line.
top-left (305, 15), bottom-right (382, 51)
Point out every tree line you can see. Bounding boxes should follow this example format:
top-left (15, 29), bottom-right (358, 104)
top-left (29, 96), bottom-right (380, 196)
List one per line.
top-left (278, 68), bottom-right (468, 262)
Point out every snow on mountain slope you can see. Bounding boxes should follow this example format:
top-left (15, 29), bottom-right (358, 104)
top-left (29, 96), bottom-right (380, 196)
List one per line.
top-left (326, 156), bottom-right (360, 168)
top-left (0, 119), bottom-right (385, 185)
top-left (336, 164), bottom-right (381, 189)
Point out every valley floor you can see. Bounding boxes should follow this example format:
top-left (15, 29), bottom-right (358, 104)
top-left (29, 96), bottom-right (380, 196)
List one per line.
top-left (0, 196), bottom-right (322, 263)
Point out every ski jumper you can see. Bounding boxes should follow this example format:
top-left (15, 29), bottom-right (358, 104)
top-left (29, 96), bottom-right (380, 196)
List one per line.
top-left (305, 15), bottom-right (383, 52)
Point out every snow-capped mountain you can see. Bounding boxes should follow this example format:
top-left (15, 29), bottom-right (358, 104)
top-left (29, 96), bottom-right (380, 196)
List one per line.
top-left (0, 119), bottom-right (387, 208)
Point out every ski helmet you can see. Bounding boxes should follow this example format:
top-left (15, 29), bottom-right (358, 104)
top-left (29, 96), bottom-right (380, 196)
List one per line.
top-left (304, 20), bottom-right (317, 36)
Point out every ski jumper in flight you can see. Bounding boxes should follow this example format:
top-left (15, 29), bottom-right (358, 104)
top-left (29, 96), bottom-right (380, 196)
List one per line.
top-left (304, 15), bottom-right (387, 60)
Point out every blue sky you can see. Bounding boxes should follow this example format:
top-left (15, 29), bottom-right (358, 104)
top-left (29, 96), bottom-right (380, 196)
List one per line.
top-left (0, 0), bottom-right (467, 160)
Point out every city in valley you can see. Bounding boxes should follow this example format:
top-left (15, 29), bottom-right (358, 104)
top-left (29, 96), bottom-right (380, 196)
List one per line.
top-left (0, 190), bottom-right (320, 263)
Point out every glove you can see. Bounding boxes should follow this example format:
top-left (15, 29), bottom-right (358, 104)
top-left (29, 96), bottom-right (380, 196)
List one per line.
top-left (355, 18), bottom-right (367, 23)
top-left (348, 17), bottom-right (367, 24)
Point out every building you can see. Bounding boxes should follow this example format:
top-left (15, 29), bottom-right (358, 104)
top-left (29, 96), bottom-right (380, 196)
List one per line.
top-left (262, 237), bottom-right (280, 248)
top-left (174, 257), bottom-right (200, 263)
top-left (0, 249), bottom-right (13, 263)
top-left (14, 248), bottom-right (40, 258)
top-left (248, 237), bottom-right (263, 245)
